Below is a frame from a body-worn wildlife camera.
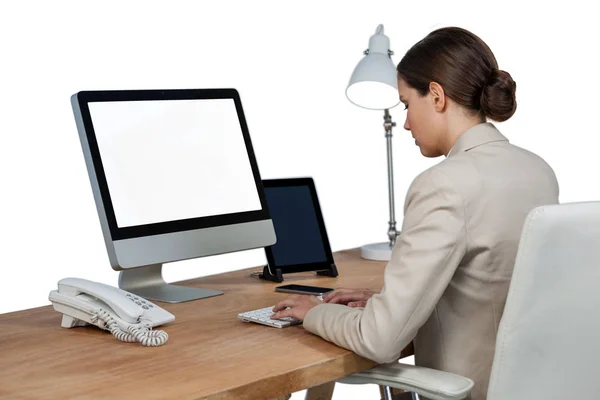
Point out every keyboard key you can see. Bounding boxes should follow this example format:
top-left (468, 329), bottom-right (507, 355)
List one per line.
top-left (237, 306), bottom-right (301, 328)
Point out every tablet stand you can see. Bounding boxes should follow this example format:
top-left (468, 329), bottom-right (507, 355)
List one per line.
top-left (259, 265), bottom-right (283, 282)
top-left (259, 263), bottom-right (339, 283)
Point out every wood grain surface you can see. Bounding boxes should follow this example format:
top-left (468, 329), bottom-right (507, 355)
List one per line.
top-left (0, 249), bottom-right (412, 399)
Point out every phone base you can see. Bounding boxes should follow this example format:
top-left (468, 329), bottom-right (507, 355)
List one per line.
top-left (118, 264), bottom-right (223, 303)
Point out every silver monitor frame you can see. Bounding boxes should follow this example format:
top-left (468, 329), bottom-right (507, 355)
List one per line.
top-left (71, 89), bottom-right (276, 303)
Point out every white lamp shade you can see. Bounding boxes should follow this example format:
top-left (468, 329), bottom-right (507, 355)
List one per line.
top-left (346, 25), bottom-right (400, 110)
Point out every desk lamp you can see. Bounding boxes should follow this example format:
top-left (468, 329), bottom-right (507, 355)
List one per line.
top-left (346, 24), bottom-right (401, 261)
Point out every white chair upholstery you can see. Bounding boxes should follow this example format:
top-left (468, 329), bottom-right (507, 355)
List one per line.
top-left (340, 201), bottom-right (600, 399)
top-left (337, 363), bottom-right (473, 399)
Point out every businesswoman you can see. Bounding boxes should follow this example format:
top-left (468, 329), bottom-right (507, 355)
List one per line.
top-left (272, 27), bottom-right (559, 400)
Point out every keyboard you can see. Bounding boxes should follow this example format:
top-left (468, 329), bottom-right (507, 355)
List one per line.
top-left (237, 306), bottom-right (301, 328)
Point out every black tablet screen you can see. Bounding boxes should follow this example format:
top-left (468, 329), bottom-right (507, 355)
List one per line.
top-left (264, 185), bottom-right (327, 267)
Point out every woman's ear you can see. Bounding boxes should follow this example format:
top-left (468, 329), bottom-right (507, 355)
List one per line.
top-left (429, 82), bottom-right (446, 112)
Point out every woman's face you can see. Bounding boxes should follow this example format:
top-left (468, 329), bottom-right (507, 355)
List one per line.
top-left (398, 78), bottom-right (445, 158)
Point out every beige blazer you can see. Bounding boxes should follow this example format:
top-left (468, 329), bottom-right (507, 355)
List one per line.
top-left (303, 122), bottom-right (559, 400)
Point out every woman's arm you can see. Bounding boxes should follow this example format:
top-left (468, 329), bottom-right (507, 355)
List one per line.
top-left (302, 167), bottom-right (467, 363)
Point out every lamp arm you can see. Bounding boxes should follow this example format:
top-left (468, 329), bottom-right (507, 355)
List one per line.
top-left (384, 109), bottom-right (400, 246)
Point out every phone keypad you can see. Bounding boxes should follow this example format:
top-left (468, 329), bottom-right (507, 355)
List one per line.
top-left (124, 293), bottom-right (154, 308)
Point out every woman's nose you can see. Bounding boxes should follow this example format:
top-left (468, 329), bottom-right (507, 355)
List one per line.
top-left (404, 116), bottom-right (410, 131)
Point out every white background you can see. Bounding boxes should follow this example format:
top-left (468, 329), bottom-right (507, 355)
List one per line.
top-left (1, 1), bottom-right (598, 399)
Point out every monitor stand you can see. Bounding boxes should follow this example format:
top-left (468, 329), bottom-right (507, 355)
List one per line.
top-left (118, 264), bottom-right (223, 304)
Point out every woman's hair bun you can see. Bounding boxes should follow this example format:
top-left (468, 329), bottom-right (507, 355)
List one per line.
top-left (480, 69), bottom-right (517, 122)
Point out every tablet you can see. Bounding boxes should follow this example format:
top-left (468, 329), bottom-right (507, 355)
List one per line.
top-left (260, 178), bottom-right (338, 282)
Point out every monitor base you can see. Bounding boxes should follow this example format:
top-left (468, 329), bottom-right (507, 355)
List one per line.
top-left (118, 264), bottom-right (223, 303)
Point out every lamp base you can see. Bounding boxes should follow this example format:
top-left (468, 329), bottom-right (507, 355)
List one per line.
top-left (360, 242), bottom-right (394, 261)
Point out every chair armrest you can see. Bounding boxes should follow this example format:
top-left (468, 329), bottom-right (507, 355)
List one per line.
top-left (337, 363), bottom-right (473, 400)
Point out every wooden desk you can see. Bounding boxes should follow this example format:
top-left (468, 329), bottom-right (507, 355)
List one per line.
top-left (0, 249), bottom-right (412, 399)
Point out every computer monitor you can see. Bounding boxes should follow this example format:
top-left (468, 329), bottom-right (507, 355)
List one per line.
top-left (71, 88), bottom-right (276, 303)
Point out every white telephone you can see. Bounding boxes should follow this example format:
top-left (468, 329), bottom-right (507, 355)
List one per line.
top-left (49, 278), bottom-right (175, 346)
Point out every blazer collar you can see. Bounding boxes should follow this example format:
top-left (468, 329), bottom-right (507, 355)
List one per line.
top-left (447, 122), bottom-right (508, 158)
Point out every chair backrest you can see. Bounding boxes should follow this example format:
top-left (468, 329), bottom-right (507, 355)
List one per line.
top-left (487, 201), bottom-right (600, 399)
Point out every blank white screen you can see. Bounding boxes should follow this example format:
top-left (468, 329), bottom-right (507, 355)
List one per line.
top-left (88, 98), bottom-right (262, 228)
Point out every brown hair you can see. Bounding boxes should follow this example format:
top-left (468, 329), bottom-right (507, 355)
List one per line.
top-left (397, 27), bottom-right (517, 122)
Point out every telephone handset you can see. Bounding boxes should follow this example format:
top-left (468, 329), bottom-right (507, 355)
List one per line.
top-left (49, 278), bottom-right (175, 346)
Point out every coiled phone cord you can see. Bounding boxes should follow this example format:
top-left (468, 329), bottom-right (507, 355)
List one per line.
top-left (92, 309), bottom-right (169, 347)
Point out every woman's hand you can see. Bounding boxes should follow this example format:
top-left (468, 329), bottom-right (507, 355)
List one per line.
top-left (271, 294), bottom-right (323, 321)
top-left (322, 288), bottom-right (378, 308)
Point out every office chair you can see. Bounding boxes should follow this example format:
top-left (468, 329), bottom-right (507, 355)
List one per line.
top-left (338, 201), bottom-right (600, 399)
